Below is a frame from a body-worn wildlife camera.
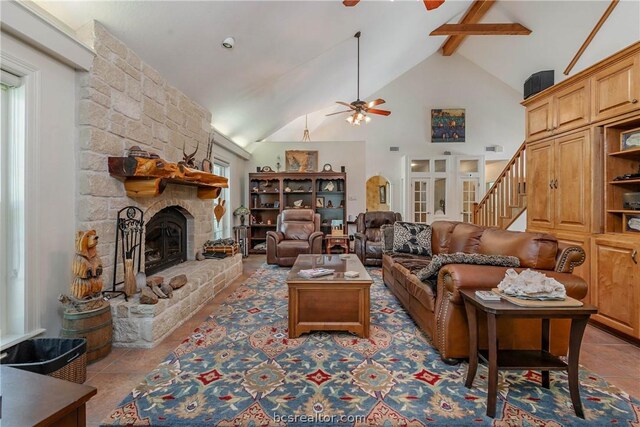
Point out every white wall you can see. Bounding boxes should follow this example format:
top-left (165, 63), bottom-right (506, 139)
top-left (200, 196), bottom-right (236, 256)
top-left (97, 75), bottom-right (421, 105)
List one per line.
top-left (248, 141), bottom-right (366, 219)
top-left (1, 32), bottom-right (78, 337)
top-left (267, 54), bottom-right (523, 216)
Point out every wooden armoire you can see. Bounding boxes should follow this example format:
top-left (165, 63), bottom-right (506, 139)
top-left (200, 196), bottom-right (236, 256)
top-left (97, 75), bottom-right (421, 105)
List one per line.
top-left (523, 42), bottom-right (640, 340)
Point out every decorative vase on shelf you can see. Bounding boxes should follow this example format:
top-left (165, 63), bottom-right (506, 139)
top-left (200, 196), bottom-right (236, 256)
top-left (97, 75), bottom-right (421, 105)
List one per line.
top-left (123, 258), bottom-right (137, 297)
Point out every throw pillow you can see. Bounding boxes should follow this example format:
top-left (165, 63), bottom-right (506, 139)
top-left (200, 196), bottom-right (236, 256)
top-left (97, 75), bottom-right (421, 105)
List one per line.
top-left (380, 224), bottom-right (395, 253)
top-left (416, 252), bottom-right (521, 281)
top-left (393, 222), bottom-right (432, 256)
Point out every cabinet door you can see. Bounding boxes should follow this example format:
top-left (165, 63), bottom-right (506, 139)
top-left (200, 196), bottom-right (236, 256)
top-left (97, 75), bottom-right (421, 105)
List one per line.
top-left (527, 140), bottom-right (555, 229)
top-left (554, 79), bottom-right (590, 134)
top-left (525, 97), bottom-right (553, 142)
top-left (554, 131), bottom-right (590, 233)
top-left (592, 237), bottom-right (639, 338)
top-left (591, 53), bottom-right (640, 121)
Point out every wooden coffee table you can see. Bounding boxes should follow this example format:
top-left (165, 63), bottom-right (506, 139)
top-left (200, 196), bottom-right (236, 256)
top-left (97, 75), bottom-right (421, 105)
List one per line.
top-left (287, 254), bottom-right (372, 338)
top-left (460, 289), bottom-right (597, 418)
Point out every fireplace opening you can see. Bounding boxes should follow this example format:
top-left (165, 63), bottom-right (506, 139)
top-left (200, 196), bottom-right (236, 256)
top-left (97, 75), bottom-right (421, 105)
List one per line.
top-left (145, 207), bottom-right (188, 275)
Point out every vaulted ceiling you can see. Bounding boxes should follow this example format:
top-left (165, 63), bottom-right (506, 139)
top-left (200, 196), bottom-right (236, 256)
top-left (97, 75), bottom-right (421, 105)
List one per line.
top-left (36, 1), bottom-right (640, 147)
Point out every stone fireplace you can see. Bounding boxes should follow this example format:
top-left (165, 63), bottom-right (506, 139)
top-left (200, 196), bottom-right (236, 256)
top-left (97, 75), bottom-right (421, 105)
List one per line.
top-left (75, 22), bottom-right (242, 348)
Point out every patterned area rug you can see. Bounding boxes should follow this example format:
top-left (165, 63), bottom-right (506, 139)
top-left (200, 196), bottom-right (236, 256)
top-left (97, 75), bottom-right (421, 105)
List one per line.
top-left (104, 265), bottom-right (640, 426)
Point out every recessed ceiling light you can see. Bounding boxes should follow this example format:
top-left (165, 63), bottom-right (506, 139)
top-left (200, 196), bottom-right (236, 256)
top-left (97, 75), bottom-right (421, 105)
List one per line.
top-left (222, 37), bottom-right (235, 49)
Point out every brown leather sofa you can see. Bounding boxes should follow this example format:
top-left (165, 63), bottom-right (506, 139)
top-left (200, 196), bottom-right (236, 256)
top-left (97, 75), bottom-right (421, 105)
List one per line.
top-left (354, 211), bottom-right (402, 266)
top-left (266, 209), bottom-right (323, 267)
top-left (382, 221), bottom-right (588, 363)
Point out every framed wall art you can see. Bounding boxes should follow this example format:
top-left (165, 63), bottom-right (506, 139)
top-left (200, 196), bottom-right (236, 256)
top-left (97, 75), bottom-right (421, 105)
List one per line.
top-left (431, 109), bottom-right (465, 143)
top-left (285, 150), bottom-right (318, 172)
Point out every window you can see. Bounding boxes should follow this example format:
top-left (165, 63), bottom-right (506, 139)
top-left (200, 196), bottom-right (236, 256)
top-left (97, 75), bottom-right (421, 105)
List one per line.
top-left (1, 71), bottom-right (28, 346)
top-left (212, 161), bottom-right (230, 240)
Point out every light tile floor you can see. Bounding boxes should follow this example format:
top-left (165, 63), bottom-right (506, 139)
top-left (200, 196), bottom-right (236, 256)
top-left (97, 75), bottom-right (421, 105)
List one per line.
top-left (84, 255), bottom-right (640, 426)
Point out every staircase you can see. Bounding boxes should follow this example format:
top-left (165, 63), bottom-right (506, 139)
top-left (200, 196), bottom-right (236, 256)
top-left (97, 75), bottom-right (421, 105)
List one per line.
top-left (473, 141), bottom-right (526, 229)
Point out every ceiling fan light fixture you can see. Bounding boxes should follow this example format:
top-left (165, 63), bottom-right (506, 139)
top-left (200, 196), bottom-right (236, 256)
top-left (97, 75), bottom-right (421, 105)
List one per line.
top-left (365, 116), bottom-right (371, 123)
top-left (346, 116), bottom-right (354, 124)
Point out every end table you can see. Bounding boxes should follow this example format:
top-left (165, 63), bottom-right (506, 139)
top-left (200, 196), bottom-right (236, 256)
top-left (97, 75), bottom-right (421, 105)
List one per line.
top-left (460, 289), bottom-right (597, 418)
top-left (325, 235), bottom-right (349, 254)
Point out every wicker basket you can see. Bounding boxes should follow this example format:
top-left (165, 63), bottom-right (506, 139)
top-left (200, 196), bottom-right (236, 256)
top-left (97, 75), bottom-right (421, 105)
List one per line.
top-left (49, 352), bottom-right (87, 384)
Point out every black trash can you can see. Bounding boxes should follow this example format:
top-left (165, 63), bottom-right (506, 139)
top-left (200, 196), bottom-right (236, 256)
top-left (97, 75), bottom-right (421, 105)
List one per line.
top-left (1, 338), bottom-right (87, 384)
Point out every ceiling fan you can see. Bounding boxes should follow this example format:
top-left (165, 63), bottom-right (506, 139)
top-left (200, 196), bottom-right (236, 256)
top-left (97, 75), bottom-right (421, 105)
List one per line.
top-left (327, 31), bottom-right (391, 126)
top-left (343, 0), bottom-right (445, 12)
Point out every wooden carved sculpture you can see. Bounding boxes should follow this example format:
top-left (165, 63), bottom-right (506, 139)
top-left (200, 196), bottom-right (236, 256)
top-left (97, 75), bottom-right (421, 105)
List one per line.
top-left (180, 141), bottom-right (199, 169)
top-left (214, 198), bottom-right (227, 224)
top-left (71, 230), bottom-right (104, 299)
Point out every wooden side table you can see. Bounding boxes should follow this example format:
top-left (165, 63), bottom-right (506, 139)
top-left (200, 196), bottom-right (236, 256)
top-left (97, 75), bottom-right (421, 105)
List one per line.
top-left (325, 235), bottom-right (349, 254)
top-left (459, 289), bottom-right (597, 419)
top-left (2, 366), bottom-right (97, 426)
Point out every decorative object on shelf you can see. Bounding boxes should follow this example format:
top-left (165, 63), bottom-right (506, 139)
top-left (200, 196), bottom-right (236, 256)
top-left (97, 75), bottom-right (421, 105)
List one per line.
top-left (341, 166), bottom-right (346, 172)
top-left (316, 197), bottom-right (325, 208)
top-left (621, 127), bottom-right (640, 150)
top-left (340, 199), bottom-right (345, 208)
top-left (261, 166), bottom-right (274, 172)
top-left (623, 192), bottom-right (640, 210)
top-left (285, 150), bottom-right (318, 172)
top-left (431, 109), bottom-right (465, 142)
top-left (233, 205), bottom-right (251, 226)
top-left (331, 220), bottom-right (344, 235)
top-left (180, 141), bottom-right (200, 169)
top-left (202, 133), bottom-right (214, 173)
top-left (328, 32), bottom-right (391, 126)
top-left (274, 201), bottom-right (280, 208)
top-left (327, 200), bottom-right (334, 208)
top-left (379, 184), bottom-right (387, 204)
top-left (302, 115), bottom-right (311, 142)
top-left (625, 214), bottom-right (640, 233)
top-left (323, 181), bottom-right (335, 192)
top-left (284, 186), bottom-right (292, 192)
top-left (61, 230), bottom-right (106, 313)
top-left (276, 155), bottom-right (281, 172)
top-left (214, 198), bottom-right (227, 224)
top-left (126, 145), bottom-right (158, 159)
top-left (104, 206), bottom-right (144, 301)
top-left (322, 163), bottom-right (333, 172)
top-left (294, 200), bottom-right (303, 208)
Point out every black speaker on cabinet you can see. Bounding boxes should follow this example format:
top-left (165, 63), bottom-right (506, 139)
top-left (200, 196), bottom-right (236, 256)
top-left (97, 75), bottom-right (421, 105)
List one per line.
top-left (524, 70), bottom-right (554, 100)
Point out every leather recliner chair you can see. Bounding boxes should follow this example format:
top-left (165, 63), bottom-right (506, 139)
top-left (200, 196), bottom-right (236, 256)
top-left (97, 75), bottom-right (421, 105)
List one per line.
top-left (354, 211), bottom-right (402, 266)
top-left (266, 209), bottom-right (323, 267)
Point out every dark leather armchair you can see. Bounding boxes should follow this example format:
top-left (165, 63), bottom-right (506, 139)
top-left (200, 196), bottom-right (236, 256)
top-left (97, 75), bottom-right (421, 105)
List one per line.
top-left (266, 209), bottom-right (323, 266)
top-left (354, 211), bottom-right (402, 266)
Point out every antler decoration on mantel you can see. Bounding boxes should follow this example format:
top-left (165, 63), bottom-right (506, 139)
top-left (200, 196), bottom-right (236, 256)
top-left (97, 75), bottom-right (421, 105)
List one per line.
top-left (181, 141), bottom-right (199, 169)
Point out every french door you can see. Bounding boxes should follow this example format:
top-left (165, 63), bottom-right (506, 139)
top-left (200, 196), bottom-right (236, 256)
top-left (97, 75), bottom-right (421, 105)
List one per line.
top-left (460, 177), bottom-right (480, 223)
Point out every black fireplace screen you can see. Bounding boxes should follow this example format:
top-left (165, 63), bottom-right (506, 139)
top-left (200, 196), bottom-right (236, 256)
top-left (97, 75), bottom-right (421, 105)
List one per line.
top-left (145, 207), bottom-right (187, 275)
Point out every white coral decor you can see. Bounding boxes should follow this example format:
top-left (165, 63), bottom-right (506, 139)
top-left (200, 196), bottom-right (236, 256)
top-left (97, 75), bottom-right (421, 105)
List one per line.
top-left (497, 269), bottom-right (567, 300)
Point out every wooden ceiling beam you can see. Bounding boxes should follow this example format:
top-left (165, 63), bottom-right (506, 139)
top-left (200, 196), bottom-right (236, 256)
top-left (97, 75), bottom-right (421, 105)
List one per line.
top-left (564, 0), bottom-right (619, 75)
top-left (440, 0), bottom-right (496, 56)
top-left (431, 23), bottom-right (531, 36)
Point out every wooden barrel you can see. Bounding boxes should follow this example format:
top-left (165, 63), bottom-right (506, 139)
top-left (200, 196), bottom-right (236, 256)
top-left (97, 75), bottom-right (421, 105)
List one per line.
top-left (62, 302), bottom-right (112, 363)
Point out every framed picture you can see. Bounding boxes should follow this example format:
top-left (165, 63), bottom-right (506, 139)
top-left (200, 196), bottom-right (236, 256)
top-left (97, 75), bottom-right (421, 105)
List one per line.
top-left (316, 197), bottom-right (324, 208)
top-left (624, 214), bottom-right (640, 233)
top-left (431, 109), bottom-right (465, 142)
top-left (285, 150), bottom-right (318, 172)
top-left (621, 127), bottom-right (640, 151)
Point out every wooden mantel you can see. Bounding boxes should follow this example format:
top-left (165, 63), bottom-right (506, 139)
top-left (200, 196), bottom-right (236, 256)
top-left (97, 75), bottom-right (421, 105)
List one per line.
top-left (108, 156), bottom-right (229, 199)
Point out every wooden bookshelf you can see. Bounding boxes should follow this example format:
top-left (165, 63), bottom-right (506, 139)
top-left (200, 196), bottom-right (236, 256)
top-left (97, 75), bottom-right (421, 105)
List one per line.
top-left (248, 172), bottom-right (347, 253)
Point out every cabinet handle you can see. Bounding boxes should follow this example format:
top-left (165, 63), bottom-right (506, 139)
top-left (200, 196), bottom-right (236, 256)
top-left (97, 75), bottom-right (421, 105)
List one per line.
top-left (632, 250), bottom-right (638, 264)
top-left (632, 99), bottom-right (638, 104)
top-left (549, 180), bottom-right (554, 189)
top-left (554, 179), bottom-right (558, 189)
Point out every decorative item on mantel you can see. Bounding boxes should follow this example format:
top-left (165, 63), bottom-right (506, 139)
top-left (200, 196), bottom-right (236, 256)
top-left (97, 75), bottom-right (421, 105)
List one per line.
top-left (179, 141), bottom-right (199, 169)
top-left (201, 133), bottom-right (214, 172)
top-left (214, 198), bottom-right (226, 224)
top-left (233, 205), bottom-right (251, 226)
top-left (103, 207), bottom-right (144, 301)
top-left (59, 230), bottom-right (106, 313)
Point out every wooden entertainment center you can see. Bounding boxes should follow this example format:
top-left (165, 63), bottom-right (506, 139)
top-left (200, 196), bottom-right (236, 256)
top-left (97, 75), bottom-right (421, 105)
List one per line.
top-left (523, 41), bottom-right (640, 339)
top-left (247, 171), bottom-right (347, 253)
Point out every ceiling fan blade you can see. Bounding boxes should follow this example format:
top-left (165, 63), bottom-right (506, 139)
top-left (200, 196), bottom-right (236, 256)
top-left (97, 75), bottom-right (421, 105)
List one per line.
top-left (423, 0), bottom-right (445, 11)
top-left (326, 110), bottom-right (353, 116)
top-left (343, 0), bottom-right (360, 6)
top-left (367, 109), bottom-right (391, 116)
top-left (336, 101), bottom-right (356, 109)
top-left (366, 98), bottom-right (386, 108)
